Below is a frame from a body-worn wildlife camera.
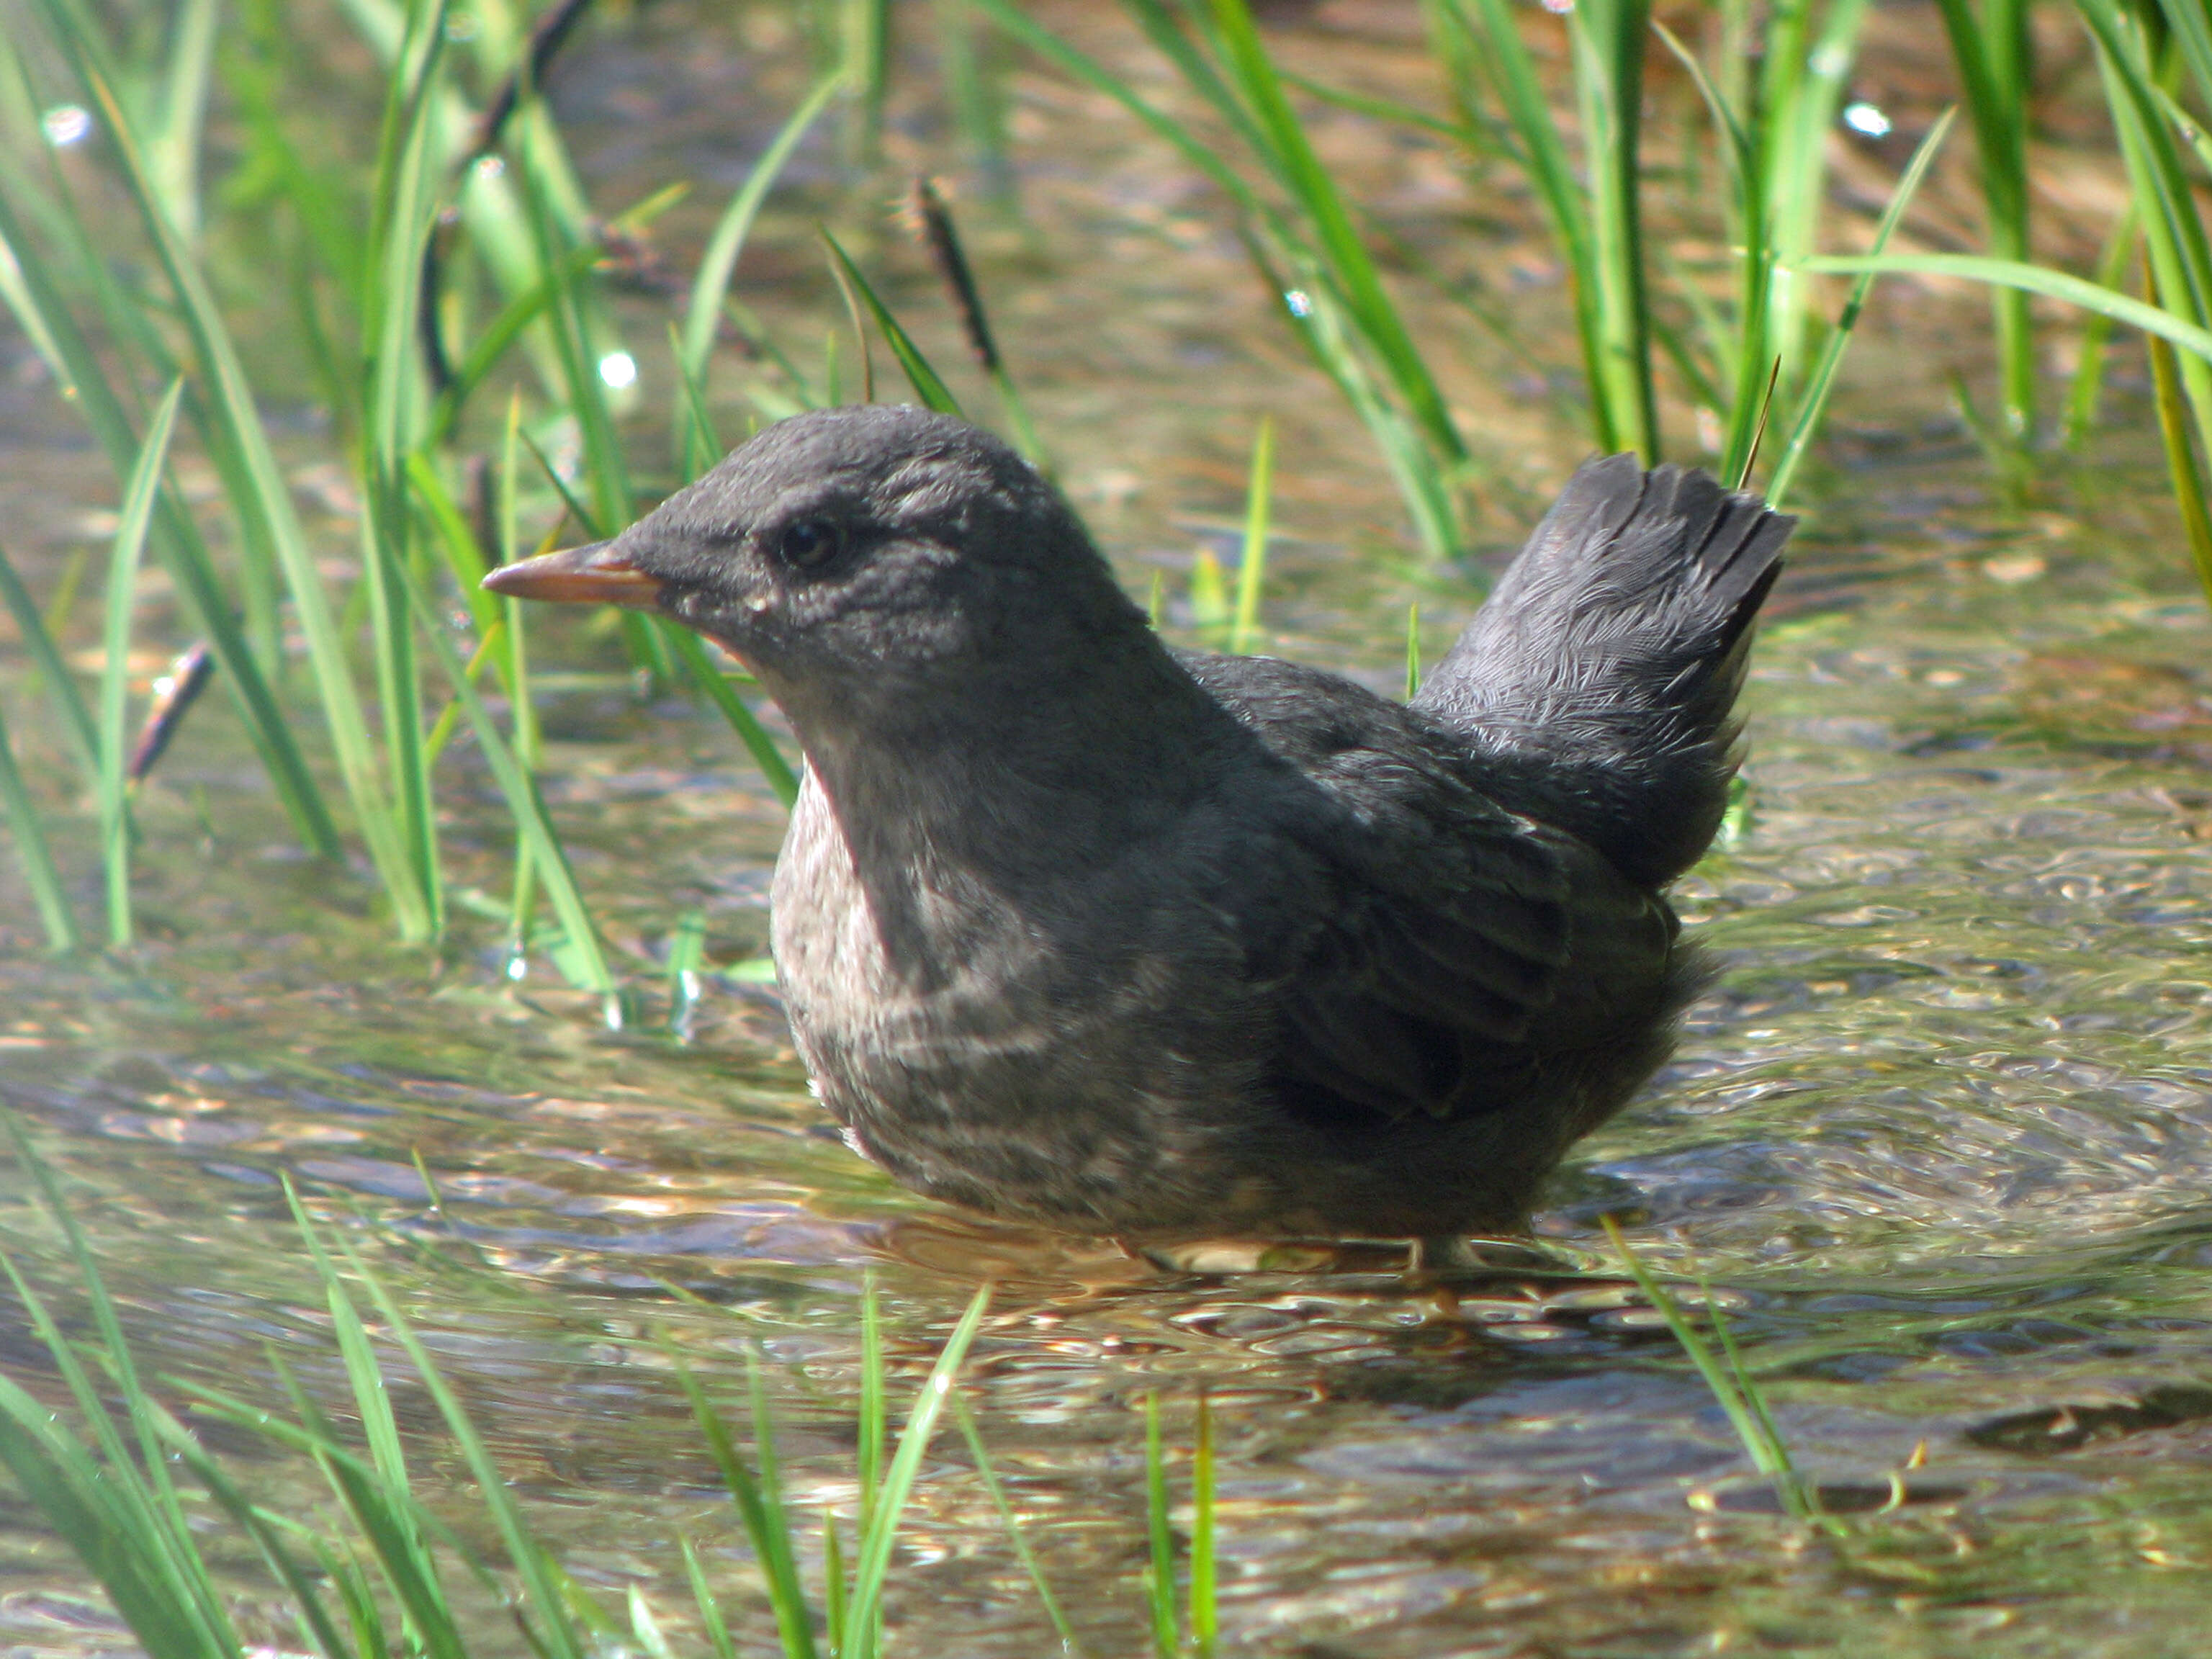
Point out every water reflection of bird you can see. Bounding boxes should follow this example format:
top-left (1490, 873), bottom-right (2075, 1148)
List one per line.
top-left (486, 406), bottom-right (1790, 1259)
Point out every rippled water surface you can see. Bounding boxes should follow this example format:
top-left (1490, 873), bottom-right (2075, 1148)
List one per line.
top-left (4, 4), bottom-right (2212, 1655)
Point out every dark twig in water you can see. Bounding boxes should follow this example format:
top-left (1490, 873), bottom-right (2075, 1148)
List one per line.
top-left (127, 644), bottom-right (215, 786)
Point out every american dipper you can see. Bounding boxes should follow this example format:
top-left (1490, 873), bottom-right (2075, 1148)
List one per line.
top-left (485, 405), bottom-right (1790, 1248)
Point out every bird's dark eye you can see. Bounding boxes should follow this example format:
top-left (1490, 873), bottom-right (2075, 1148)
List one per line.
top-left (776, 517), bottom-right (845, 570)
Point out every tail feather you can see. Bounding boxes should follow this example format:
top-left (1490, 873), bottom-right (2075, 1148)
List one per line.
top-left (1413, 456), bottom-right (1792, 888)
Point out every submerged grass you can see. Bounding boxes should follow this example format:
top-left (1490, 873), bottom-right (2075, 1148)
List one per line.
top-left (0, 1123), bottom-right (1254, 1655)
top-left (1603, 1218), bottom-right (1840, 1535)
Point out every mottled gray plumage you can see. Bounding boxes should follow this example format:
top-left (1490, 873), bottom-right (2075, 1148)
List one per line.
top-left (485, 405), bottom-right (1791, 1243)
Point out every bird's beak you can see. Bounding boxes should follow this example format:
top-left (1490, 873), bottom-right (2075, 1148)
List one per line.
top-left (481, 541), bottom-right (663, 608)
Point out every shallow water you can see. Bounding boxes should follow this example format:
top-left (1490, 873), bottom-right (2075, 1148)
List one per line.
top-left (5, 4), bottom-right (2212, 1655)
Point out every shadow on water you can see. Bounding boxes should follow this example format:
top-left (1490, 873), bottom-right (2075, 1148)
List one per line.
top-left (4, 4), bottom-right (2212, 1655)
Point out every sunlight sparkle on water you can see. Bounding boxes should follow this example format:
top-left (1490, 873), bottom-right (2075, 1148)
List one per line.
top-left (41, 105), bottom-right (90, 146)
top-left (599, 351), bottom-right (639, 390)
top-left (1843, 102), bottom-right (1892, 138)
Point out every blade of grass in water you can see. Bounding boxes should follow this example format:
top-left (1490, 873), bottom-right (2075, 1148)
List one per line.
top-left (681, 1534), bottom-right (742, 1659)
top-left (33, 0), bottom-right (428, 931)
top-left (2076, 0), bottom-right (2212, 500)
top-left (822, 229), bottom-right (966, 416)
top-left (1804, 252), bottom-right (2212, 366)
top-left (1144, 1393), bottom-right (1177, 1658)
top-left (96, 377), bottom-right (184, 948)
top-left (145, 0), bottom-right (222, 243)
top-left (953, 1394), bottom-right (1084, 1656)
top-left (510, 97), bottom-right (676, 691)
top-left (669, 1347), bottom-right (819, 1659)
top-left (1934, 0), bottom-right (2035, 441)
top-left (0, 1118), bottom-right (246, 1655)
top-left (977, 0), bottom-right (1464, 554)
top-left (310, 1195), bottom-right (598, 1659)
top-left (360, 0), bottom-right (454, 943)
top-left (2146, 272), bottom-right (2212, 606)
top-left (1190, 1393), bottom-right (1217, 1659)
top-left (842, 1286), bottom-right (992, 1659)
top-left (1601, 1217), bottom-right (1838, 1531)
top-left (680, 71), bottom-right (844, 412)
top-left (859, 1274), bottom-right (887, 1537)
top-left (0, 170), bottom-right (338, 858)
top-left (399, 552), bottom-right (621, 1019)
top-left (1766, 107), bottom-right (1956, 509)
top-left (0, 541), bottom-right (99, 779)
top-left (1403, 604), bottom-right (1421, 701)
top-left (1229, 416), bottom-right (1274, 655)
top-left (1202, 0), bottom-right (1465, 466)
top-left (1650, 21), bottom-right (1766, 482)
top-left (2064, 204), bottom-right (2140, 449)
top-left (0, 701), bottom-right (78, 953)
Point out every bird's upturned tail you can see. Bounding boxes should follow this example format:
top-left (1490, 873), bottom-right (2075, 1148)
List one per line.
top-left (1413, 456), bottom-right (1792, 889)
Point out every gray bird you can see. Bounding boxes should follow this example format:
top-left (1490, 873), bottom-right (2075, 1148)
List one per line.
top-left (485, 405), bottom-right (1790, 1251)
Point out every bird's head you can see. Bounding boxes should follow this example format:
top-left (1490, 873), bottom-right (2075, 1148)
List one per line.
top-left (484, 406), bottom-right (1146, 734)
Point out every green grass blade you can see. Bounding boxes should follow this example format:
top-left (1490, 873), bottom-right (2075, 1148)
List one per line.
top-left (1228, 415), bottom-right (1273, 655)
top-left (43, 11), bottom-right (428, 929)
top-left (664, 1344), bottom-right (819, 1659)
top-left (1450, 0), bottom-right (1609, 442)
top-left (1204, 0), bottom-right (1465, 464)
top-left (822, 1511), bottom-right (849, 1647)
top-left (402, 559), bottom-right (620, 1017)
top-left (148, 0), bottom-right (221, 241)
top-left (821, 230), bottom-right (965, 416)
top-left (318, 1229), bottom-right (591, 1659)
top-left (2146, 278), bottom-right (2212, 607)
top-left (0, 175), bottom-right (339, 857)
top-left (1143, 1393), bottom-right (1177, 1658)
top-left (0, 541), bottom-right (98, 778)
top-left (2, 1123), bottom-right (244, 1652)
top-left (2065, 202), bottom-right (2141, 449)
top-left (0, 1356), bottom-right (230, 1658)
top-left (680, 1535), bottom-right (741, 1659)
top-left (1602, 1218), bottom-right (1835, 1530)
top-left (1933, 0), bottom-right (2033, 438)
top-left (681, 72), bottom-right (844, 386)
top-left (842, 1285), bottom-right (991, 1659)
top-left (425, 240), bottom-right (599, 446)
top-left (96, 376), bottom-right (183, 948)
top-left (1767, 107), bottom-right (1956, 508)
top-left (1190, 1393), bottom-right (1216, 1658)
top-left (1804, 252), bottom-right (2212, 365)
top-left (670, 321), bottom-right (726, 481)
top-left (951, 1395), bottom-right (1083, 1656)
top-left (149, 1408), bottom-right (354, 1659)
top-left (1569, 0), bottom-right (1658, 459)
top-left (0, 698), bottom-right (79, 952)
top-left (859, 1274), bottom-right (886, 1535)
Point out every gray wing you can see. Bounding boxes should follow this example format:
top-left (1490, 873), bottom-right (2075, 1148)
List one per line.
top-left (1182, 652), bottom-right (1678, 1125)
